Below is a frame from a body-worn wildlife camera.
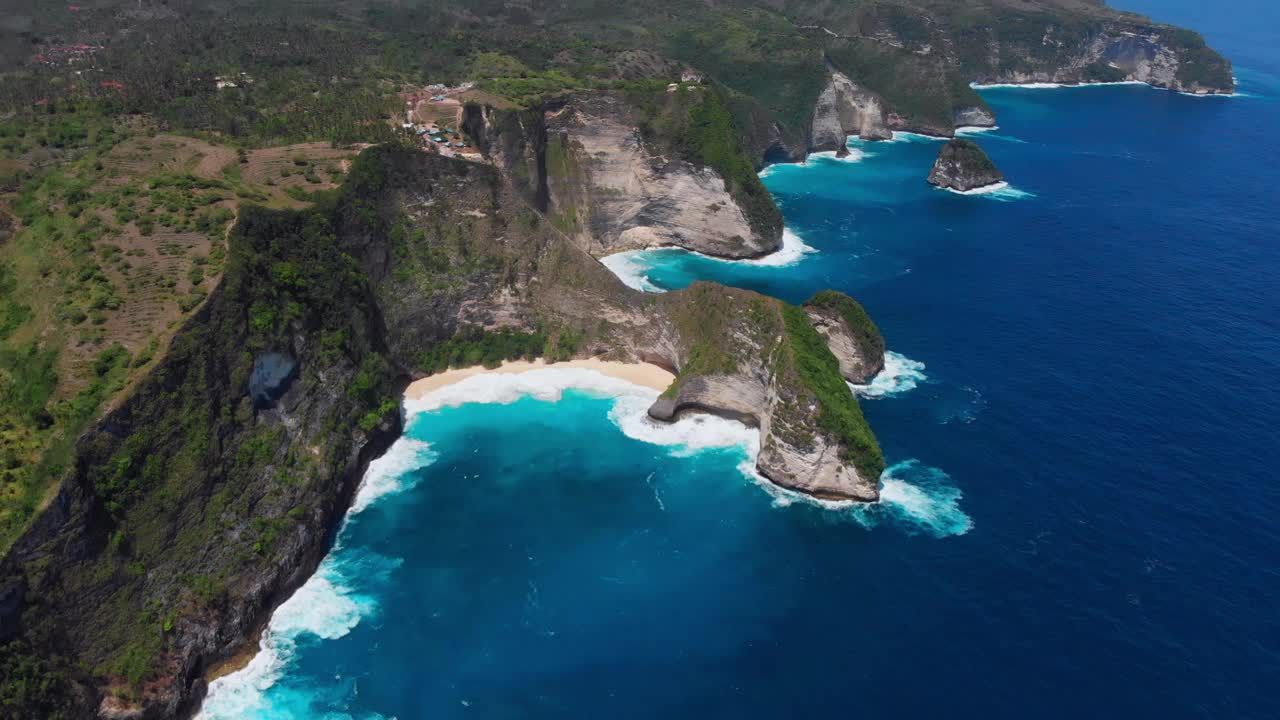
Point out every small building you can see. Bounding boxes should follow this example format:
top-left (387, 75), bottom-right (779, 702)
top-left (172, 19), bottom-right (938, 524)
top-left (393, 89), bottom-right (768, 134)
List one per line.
top-left (681, 69), bottom-right (704, 84)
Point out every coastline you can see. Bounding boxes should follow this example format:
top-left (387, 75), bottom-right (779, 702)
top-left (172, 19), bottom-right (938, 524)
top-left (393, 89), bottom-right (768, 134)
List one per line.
top-left (404, 358), bottom-right (676, 399)
top-left (970, 79), bottom-right (1238, 97)
top-left (598, 227), bottom-right (818, 292)
top-left (939, 180), bottom-right (1010, 196)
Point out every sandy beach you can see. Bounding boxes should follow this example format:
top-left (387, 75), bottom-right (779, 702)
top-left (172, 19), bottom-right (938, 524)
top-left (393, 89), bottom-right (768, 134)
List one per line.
top-left (403, 358), bottom-right (675, 399)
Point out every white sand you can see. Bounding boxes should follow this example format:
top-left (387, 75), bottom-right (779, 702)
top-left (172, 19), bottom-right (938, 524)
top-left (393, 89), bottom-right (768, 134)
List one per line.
top-left (403, 358), bottom-right (675, 399)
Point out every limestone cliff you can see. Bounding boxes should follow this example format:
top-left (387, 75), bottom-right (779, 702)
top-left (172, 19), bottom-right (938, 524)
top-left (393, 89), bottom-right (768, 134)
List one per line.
top-left (927, 139), bottom-right (1004, 192)
top-left (808, 70), bottom-right (892, 156)
top-left (465, 92), bottom-right (783, 259)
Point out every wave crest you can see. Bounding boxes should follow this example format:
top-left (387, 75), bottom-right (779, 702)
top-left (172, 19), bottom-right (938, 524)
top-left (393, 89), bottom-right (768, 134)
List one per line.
top-left (876, 460), bottom-right (974, 537)
top-left (851, 351), bottom-right (928, 398)
top-left (600, 251), bottom-right (661, 292)
top-left (198, 435), bottom-right (432, 719)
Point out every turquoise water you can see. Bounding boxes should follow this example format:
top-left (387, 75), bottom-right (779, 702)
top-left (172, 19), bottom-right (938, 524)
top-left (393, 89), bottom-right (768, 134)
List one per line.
top-left (201, 2), bottom-right (1280, 717)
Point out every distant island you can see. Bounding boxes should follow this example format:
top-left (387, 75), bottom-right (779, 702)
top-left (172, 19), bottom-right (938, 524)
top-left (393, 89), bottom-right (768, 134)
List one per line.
top-left (0, 0), bottom-right (1232, 717)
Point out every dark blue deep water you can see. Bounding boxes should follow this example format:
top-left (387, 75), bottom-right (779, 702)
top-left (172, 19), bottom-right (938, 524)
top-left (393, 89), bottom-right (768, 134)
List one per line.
top-left (201, 2), bottom-right (1280, 718)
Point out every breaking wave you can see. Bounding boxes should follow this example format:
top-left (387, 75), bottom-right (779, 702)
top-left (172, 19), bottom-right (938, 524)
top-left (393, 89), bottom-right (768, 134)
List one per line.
top-left (600, 251), bottom-right (661, 292)
top-left (607, 393), bottom-right (760, 458)
top-left (938, 181), bottom-right (1036, 201)
top-left (851, 351), bottom-right (928, 398)
top-left (874, 460), bottom-right (974, 537)
top-left (198, 435), bottom-right (432, 719)
top-left (734, 227), bottom-right (818, 267)
top-left (970, 80), bottom-right (1148, 90)
top-left (597, 227), bottom-right (818, 293)
top-left (201, 365), bottom-right (969, 718)
top-left (887, 130), bottom-right (948, 143)
top-left (807, 146), bottom-right (867, 163)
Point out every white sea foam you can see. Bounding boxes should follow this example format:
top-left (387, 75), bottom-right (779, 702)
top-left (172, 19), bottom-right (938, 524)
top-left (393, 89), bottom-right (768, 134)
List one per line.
top-left (349, 438), bottom-right (436, 515)
top-left (600, 251), bottom-right (662, 292)
top-left (607, 393), bottom-right (760, 457)
top-left (887, 130), bottom-right (948, 143)
top-left (955, 125), bottom-right (998, 135)
top-left (984, 185), bottom-right (1036, 201)
top-left (681, 226), bottom-right (818, 268)
top-left (734, 227), bottom-right (818, 267)
top-left (597, 227), bottom-right (818, 293)
top-left (938, 181), bottom-right (1036, 201)
top-left (737, 458), bottom-right (972, 537)
top-left (876, 460), bottom-right (973, 537)
top-left (202, 366), bottom-right (968, 717)
top-left (970, 80), bottom-right (1148, 90)
top-left (851, 351), bottom-right (928, 398)
top-left (199, 554), bottom-right (390, 719)
top-left (198, 436), bottom-right (434, 719)
top-left (806, 146), bottom-right (867, 163)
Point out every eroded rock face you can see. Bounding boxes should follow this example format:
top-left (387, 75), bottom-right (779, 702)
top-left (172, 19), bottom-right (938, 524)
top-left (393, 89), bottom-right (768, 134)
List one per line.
top-left (757, 428), bottom-right (879, 501)
top-left (927, 139), bottom-right (1004, 192)
top-left (467, 93), bottom-right (782, 259)
top-left (809, 70), bottom-right (892, 156)
top-left (548, 96), bottom-right (778, 258)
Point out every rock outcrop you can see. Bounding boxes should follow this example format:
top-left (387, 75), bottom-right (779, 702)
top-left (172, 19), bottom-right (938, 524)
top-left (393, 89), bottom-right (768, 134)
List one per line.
top-left (927, 139), bottom-right (1003, 192)
top-left (809, 70), bottom-right (892, 156)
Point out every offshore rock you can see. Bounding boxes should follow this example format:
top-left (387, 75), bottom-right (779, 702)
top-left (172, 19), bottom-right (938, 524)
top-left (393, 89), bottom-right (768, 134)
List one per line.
top-left (927, 139), bottom-right (1004, 192)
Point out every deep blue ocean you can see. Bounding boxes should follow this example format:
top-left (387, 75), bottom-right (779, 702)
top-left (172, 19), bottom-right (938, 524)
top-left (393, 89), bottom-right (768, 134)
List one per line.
top-left (200, 2), bottom-right (1280, 718)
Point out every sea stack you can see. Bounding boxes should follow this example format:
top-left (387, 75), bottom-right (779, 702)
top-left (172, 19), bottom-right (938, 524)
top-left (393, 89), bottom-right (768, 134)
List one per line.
top-left (927, 138), bottom-right (1004, 192)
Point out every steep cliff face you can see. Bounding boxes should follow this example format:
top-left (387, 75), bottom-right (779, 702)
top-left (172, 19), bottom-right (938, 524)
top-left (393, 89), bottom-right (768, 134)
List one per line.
top-left (808, 70), bottom-right (892, 156)
top-left (466, 92), bottom-right (783, 259)
top-left (0, 198), bottom-right (407, 718)
top-left (928, 139), bottom-right (1004, 192)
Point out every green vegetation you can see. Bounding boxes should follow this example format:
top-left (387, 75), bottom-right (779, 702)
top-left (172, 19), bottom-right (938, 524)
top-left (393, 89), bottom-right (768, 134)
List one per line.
top-left (415, 326), bottom-right (545, 373)
top-left (632, 85), bottom-right (783, 241)
top-left (805, 290), bottom-right (886, 364)
top-left (780, 303), bottom-right (884, 480)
